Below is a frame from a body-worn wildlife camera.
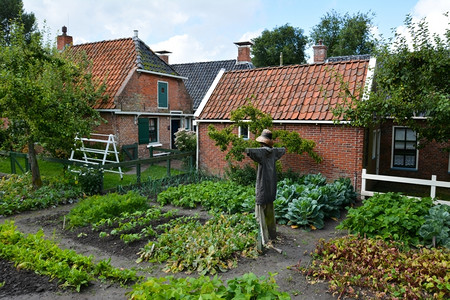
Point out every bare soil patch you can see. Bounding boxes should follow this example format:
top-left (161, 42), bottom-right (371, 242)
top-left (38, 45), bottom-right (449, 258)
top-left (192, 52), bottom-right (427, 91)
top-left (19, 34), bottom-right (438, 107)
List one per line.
top-left (1, 202), bottom-right (349, 299)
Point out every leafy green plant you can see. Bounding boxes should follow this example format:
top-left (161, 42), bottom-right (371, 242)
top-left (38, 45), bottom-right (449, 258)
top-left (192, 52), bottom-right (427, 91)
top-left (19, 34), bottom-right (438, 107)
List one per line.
top-left (0, 221), bottom-right (140, 292)
top-left (65, 191), bottom-right (149, 229)
top-left (338, 193), bottom-right (433, 245)
top-left (302, 235), bottom-right (450, 299)
top-left (0, 173), bottom-right (82, 216)
top-left (71, 166), bottom-right (103, 195)
top-left (137, 213), bottom-right (258, 275)
top-left (274, 174), bottom-right (356, 229)
top-left (127, 273), bottom-right (290, 299)
top-left (419, 204), bottom-right (450, 248)
top-left (92, 207), bottom-right (177, 244)
top-left (157, 180), bottom-right (255, 214)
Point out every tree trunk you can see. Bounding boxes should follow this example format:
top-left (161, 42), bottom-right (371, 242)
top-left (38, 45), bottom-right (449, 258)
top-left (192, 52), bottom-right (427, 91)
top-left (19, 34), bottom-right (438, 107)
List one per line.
top-left (28, 141), bottom-right (42, 188)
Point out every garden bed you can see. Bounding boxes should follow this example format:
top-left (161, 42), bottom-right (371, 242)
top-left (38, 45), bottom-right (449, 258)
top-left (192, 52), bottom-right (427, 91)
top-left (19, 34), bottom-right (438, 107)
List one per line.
top-left (2, 202), bottom-right (345, 299)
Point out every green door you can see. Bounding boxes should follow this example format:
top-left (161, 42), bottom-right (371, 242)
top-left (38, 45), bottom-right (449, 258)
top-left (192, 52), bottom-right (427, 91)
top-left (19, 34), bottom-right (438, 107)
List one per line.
top-left (158, 81), bottom-right (168, 108)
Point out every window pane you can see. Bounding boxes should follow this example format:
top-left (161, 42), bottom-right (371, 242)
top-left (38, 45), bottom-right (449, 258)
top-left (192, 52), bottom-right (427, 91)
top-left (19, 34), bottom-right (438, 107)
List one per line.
top-left (394, 141), bottom-right (405, 149)
top-left (404, 155), bottom-right (416, 167)
top-left (406, 129), bottom-right (416, 141)
top-left (405, 141), bottom-right (416, 150)
top-left (395, 128), bottom-right (405, 140)
top-left (394, 155), bottom-right (404, 166)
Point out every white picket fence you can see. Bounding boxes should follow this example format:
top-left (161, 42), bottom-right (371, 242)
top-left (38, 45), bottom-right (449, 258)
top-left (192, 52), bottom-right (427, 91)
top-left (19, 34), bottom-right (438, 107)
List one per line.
top-left (361, 169), bottom-right (450, 205)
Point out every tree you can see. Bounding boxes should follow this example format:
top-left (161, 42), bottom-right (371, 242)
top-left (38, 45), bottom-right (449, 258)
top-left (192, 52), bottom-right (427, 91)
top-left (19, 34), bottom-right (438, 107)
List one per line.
top-left (207, 100), bottom-right (321, 165)
top-left (0, 22), bottom-right (106, 188)
top-left (251, 24), bottom-right (308, 67)
top-left (310, 10), bottom-right (376, 57)
top-left (333, 14), bottom-right (450, 146)
top-left (0, 0), bottom-right (36, 43)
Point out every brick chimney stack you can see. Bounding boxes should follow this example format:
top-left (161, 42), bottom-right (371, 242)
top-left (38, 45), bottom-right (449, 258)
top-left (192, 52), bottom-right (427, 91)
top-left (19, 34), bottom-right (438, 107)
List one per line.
top-left (313, 40), bottom-right (327, 63)
top-left (234, 41), bottom-right (253, 63)
top-left (155, 50), bottom-right (172, 64)
top-left (57, 26), bottom-right (73, 51)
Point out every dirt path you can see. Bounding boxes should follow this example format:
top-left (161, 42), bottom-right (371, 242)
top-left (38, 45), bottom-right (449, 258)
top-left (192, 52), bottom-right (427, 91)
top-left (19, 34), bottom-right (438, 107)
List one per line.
top-left (2, 203), bottom-right (347, 299)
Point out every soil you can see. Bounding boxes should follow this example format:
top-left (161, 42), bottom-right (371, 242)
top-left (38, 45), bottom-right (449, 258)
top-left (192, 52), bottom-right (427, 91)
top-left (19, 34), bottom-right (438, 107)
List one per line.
top-left (0, 201), bottom-right (350, 300)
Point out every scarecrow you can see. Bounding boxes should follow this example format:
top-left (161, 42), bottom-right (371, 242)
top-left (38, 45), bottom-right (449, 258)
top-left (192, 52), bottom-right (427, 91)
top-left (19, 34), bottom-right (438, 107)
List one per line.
top-left (246, 129), bottom-right (285, 246)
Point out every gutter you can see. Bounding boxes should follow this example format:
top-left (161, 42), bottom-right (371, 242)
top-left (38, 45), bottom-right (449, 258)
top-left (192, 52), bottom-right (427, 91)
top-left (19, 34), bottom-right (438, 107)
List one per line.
top-left (137, 68), bottom-right (187, 80)
top-left (194, 119), bottom-right (351, 125)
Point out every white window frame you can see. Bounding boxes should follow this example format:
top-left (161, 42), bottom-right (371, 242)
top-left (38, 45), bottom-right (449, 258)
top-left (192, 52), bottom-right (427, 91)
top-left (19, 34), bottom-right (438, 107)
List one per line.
top-left (239, 125), bottom-right (250, 140)
top-left (390, 126), bottom-right (419, 170)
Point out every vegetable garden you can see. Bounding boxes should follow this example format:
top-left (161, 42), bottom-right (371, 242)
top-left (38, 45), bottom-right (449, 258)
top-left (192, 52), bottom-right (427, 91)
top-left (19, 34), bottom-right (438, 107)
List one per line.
top-left (0, 171), bottom-right (449, 299)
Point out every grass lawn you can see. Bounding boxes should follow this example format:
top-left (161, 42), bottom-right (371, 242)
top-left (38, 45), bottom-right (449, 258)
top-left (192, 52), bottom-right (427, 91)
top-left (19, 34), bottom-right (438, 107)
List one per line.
top-left (0, 156), bottom-right (184, 190)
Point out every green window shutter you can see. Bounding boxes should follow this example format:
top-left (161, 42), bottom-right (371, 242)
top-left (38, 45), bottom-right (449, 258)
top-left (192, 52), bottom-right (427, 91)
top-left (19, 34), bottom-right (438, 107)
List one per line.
top-left (158, 82), bottom-right (168, 108)
top-left (138, 118), bottom-right (149, 144)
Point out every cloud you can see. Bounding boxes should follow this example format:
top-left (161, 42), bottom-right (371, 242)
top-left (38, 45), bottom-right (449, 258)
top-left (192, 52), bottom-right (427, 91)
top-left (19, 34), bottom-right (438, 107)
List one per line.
top-left (395, 0), bottom-right (449, 40)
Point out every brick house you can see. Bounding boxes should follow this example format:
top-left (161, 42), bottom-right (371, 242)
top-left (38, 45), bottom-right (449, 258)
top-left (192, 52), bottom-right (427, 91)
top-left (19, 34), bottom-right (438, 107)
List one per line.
top-left (194, 42), bottom-right (373, 191)
top-left (57, 27), bottom-right (193, 158)
top-left (195, 40), bottom-right (450, 191)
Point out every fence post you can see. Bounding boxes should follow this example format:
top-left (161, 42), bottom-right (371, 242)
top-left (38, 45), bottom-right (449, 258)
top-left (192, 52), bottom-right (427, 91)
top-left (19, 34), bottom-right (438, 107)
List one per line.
top-left (136, 162), bottom-right (141, 185)
top-left (10, 152), bottom-right (16, 174)
top-left (166, 157), bottom-right (171, 177)
top-left (431, 175), bottom-right (437, 199)
top-left (361, 169), bottom-right (367, 200)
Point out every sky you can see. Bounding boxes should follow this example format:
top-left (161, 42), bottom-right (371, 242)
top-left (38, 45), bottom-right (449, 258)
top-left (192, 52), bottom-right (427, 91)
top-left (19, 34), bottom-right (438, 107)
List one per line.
top-left (22, 0), bottom-right (450, 64)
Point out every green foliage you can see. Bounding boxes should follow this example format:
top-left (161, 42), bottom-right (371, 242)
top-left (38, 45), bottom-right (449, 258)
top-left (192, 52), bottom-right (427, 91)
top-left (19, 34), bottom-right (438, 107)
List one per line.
top-left (0, 0), bottom-right (36, 44)
top-left (0, 20), bottom-right (106, 187)
top-left (419, 205), bottom-right (450, 248)
top-left (0, 173), bottom-right (82, 216)
top-left (174, 129), bottom-right (196, 152)
top-left (224, 163), bottom-right (257, 186)
top-left (302, 235), bottom-right (450, 299)
top-left (137, 213), bottom-right (258, 275)
top-left (207, 100), bottom-right (321, 164)
top-left (157, 180), bottom-right (255, 214)
top-left (274, 174), bottom-right (356, 229)
top-left (65, 191), bottom-right (149, 229)
top-left (334, 14), bottom-right (450, 145)
top-left (72, 166), bottom-right (103, 195)
top-left (127, 273), bottom-right (290, 300)
top-left (338, 193), bottom-right (434, 245)
top-left (251, 23), bottom-right (308, 67)
top-left (310, 10), bottom-right (376, 56)
top-left (0, 221), bottom-right (140, 292)
top-left (91, 207), bottom-right (177, 244)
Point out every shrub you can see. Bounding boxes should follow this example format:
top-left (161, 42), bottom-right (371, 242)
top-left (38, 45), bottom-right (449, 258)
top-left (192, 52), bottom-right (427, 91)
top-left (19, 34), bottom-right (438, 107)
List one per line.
top-left (338, 193), bottom-right (433, 245)
top-left (174, 129), bottom-right (196, 152)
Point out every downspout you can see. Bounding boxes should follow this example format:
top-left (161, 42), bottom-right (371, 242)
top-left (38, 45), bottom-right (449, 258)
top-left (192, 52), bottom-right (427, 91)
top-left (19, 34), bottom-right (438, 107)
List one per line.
top-left (195, 120), bottom-right (199, 170)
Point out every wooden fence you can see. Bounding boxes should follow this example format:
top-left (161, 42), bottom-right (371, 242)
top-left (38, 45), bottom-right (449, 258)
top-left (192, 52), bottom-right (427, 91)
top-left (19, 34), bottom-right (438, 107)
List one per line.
top-left (361, 169), bottom-right (450, 205)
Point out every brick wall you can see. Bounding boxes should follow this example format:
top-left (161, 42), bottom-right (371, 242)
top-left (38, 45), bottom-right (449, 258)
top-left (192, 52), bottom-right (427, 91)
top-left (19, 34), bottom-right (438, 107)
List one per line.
top-left (198, 122), bottom-right (365, 191)
top-left (378, 122), bottom-right (450, 181)
top-left (92, 71), bottom-right (192, 158)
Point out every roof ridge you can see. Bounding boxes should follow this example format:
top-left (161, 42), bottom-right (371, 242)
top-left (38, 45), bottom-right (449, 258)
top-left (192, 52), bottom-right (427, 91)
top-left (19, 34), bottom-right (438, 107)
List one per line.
top-left (171, 58), bottom-right (238, 66)
top-left (72, 37), bottom-right (133, 47)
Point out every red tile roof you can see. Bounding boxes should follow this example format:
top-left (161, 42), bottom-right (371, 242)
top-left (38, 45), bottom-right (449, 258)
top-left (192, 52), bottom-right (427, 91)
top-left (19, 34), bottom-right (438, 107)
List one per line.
top-left (198, 59), bottom-right (370, 121)
top-left (72, 37), bottom-right (179, 110)
top-left (72, 38), bottom-right (137, 109)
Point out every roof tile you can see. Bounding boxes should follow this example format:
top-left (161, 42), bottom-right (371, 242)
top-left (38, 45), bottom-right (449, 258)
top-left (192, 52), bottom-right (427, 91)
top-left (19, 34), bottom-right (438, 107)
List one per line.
top-left (198, 58), bottom-right (370, 121)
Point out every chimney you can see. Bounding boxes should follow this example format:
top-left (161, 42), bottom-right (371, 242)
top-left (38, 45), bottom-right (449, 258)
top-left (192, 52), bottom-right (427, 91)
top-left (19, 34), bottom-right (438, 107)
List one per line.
top-left (234, 41), bottom-right (253, 63)
top-left (57, 26), bottom-right (73, 51)
top-left (155, 50), bottom-right (172, 64)
top-left (313, 40), bottom-right (327, 63)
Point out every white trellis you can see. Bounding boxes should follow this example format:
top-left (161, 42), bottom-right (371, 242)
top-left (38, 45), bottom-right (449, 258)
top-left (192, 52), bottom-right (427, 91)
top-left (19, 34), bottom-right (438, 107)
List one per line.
top-left (69, 133), bottom-right (123, 179)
